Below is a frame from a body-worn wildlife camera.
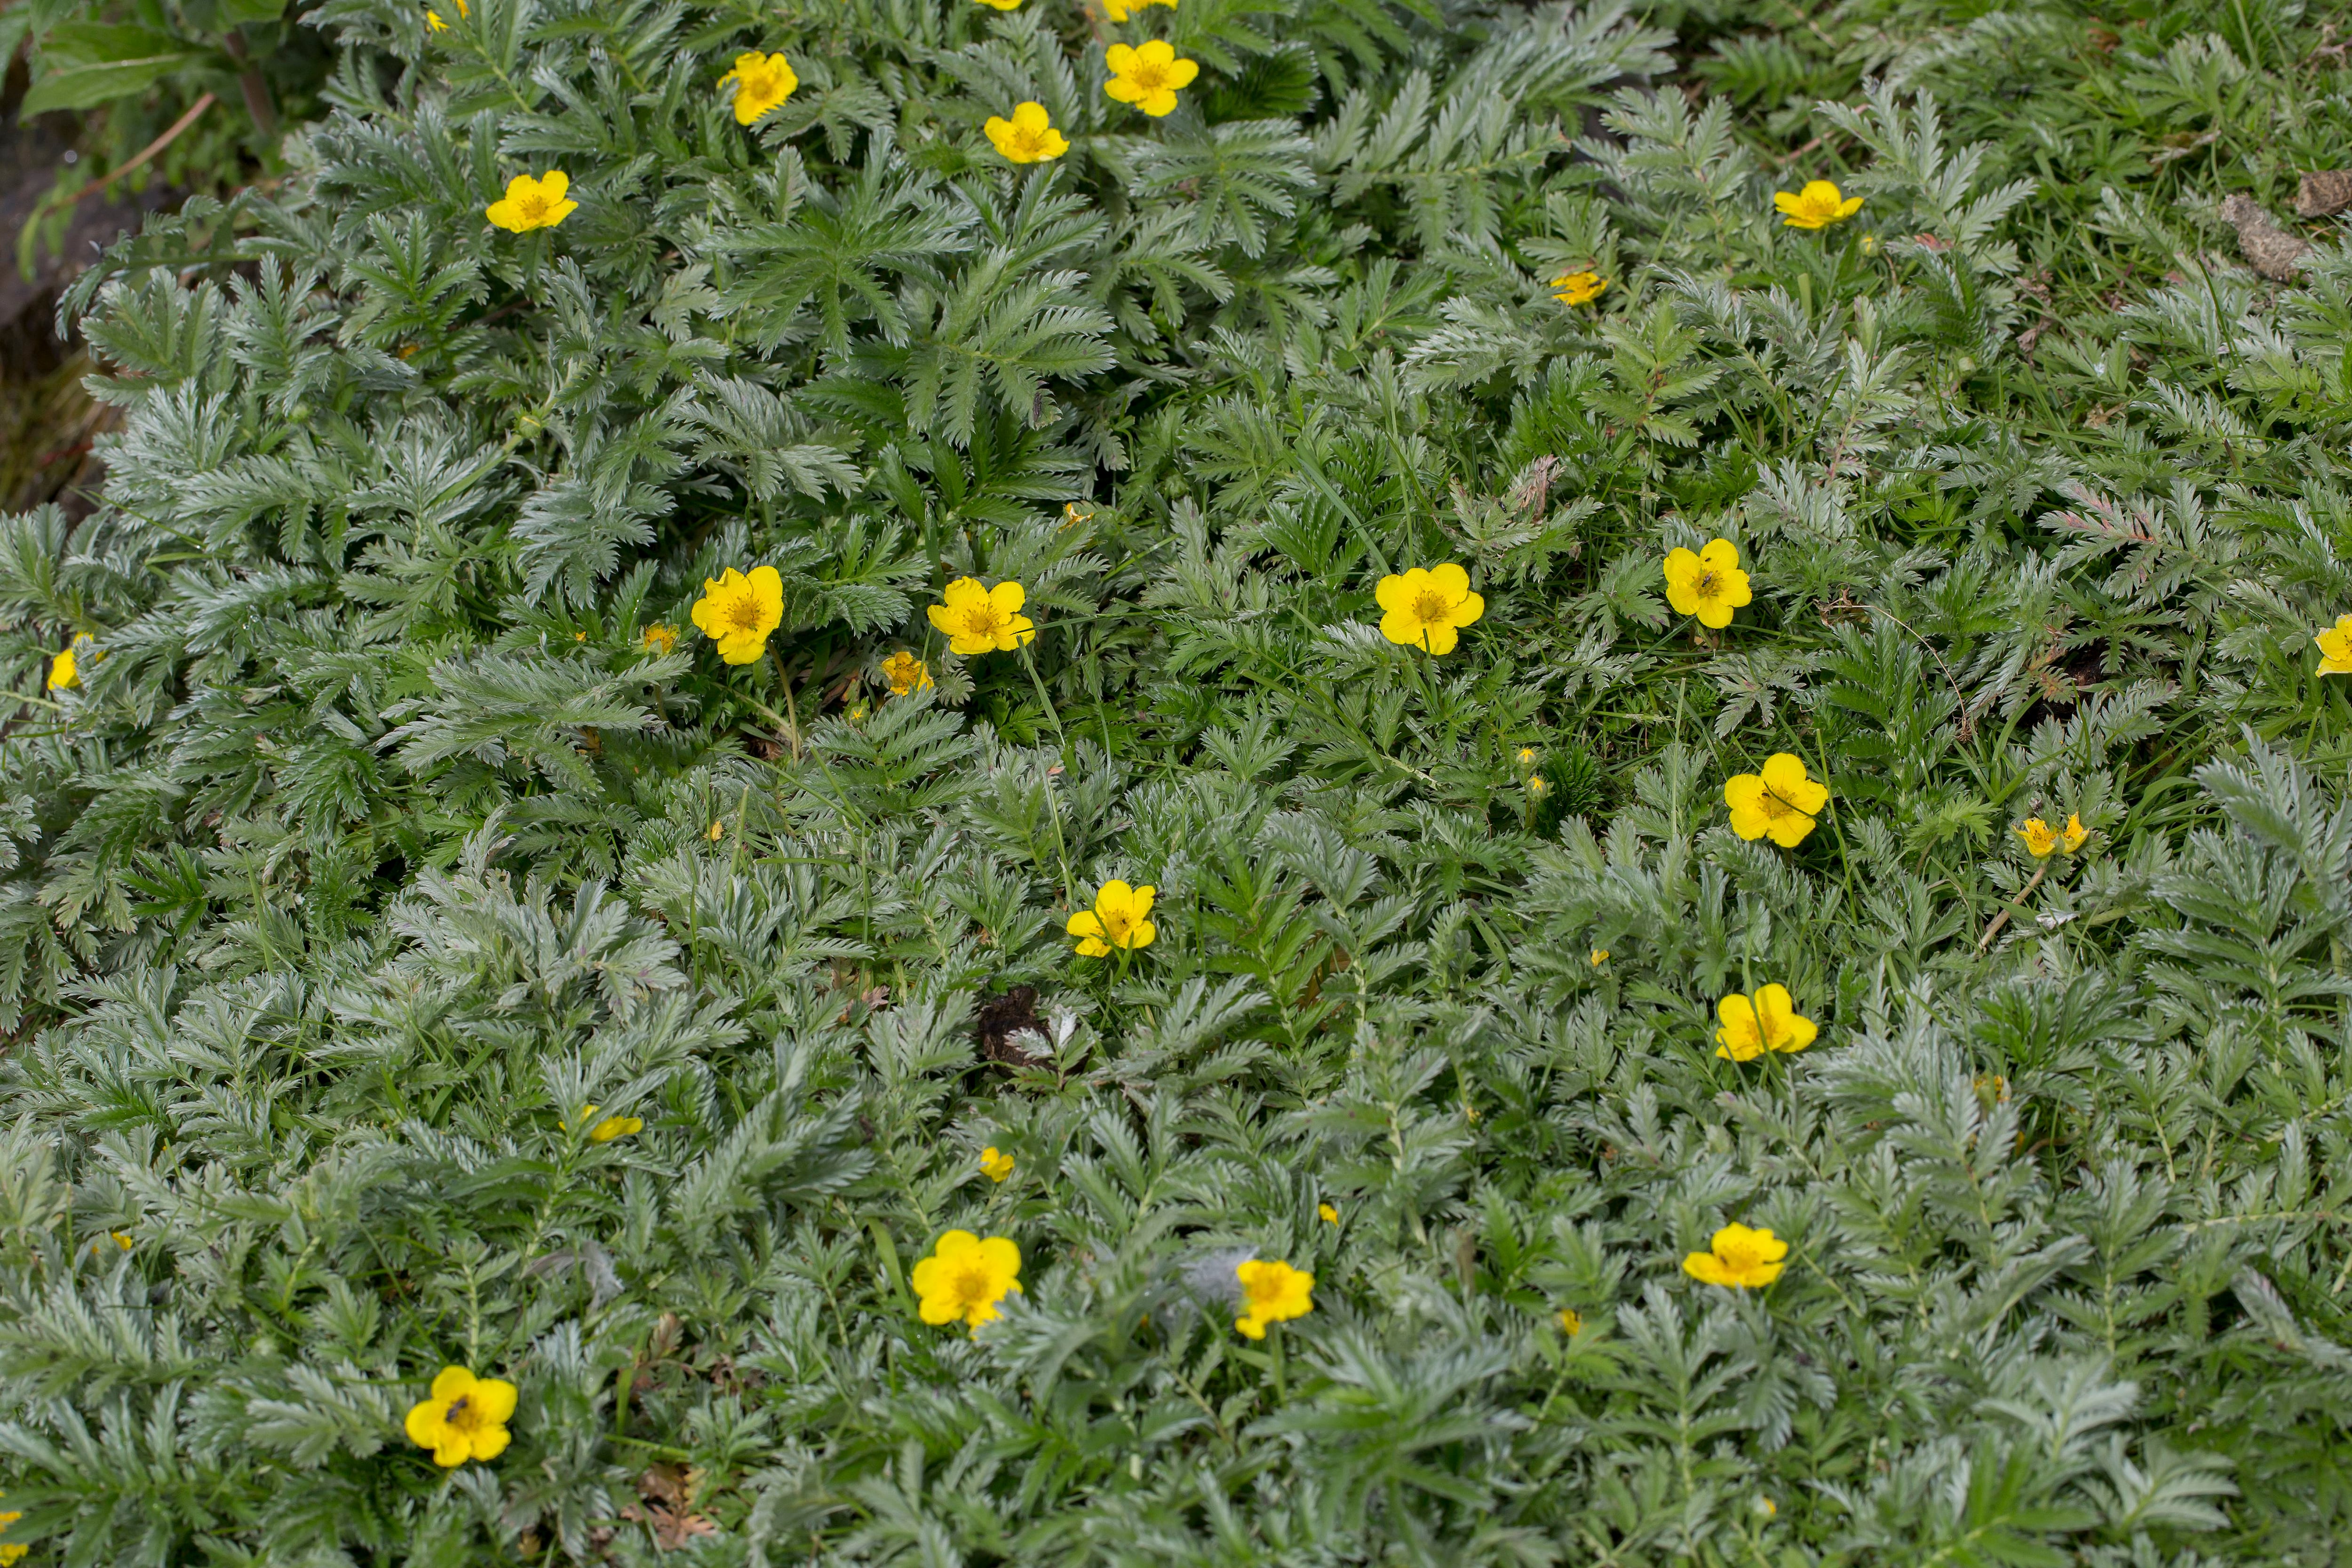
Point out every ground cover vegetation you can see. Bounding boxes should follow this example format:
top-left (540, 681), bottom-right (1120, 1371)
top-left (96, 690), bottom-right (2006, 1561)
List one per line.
top-left (4, 0), bottom-right (2352, 1559)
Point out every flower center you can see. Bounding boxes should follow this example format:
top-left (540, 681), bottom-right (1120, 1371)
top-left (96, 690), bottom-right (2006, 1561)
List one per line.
top-left (722, 595), bottom-right (764, 634)
top-left (953, 1262), bottom-right (995, 1306)
top-left (1101, 910), bottom-right (1131, 942)
top-left (962, 605), bottom-right (1000, 635)
top-left (1411, 590), bottom-right (1452, 623)
top-left (1127, 61), bottom-right (1172, 90)
top-left (1757, 790), bottom-right (1796, 820)
top-left (1693, 570), bottom-right (1719, 596)
top-left (446, 1396), bottom-right (479, 1433)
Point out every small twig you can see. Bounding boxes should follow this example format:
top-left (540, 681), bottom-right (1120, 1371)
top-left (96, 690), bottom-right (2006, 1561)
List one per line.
top-left (77, 93), bottom-right (216, 203)
top-left (1977, 861), bottom-right (2051, 952)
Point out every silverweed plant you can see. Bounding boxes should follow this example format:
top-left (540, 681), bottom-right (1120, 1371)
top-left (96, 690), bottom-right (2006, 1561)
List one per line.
top-left (5, 0), bottom-right (2352, 1562)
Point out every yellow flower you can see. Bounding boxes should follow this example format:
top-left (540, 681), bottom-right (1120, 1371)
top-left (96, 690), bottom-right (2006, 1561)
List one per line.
top-left (985, 102), bottom-right (1069, 162)
top-left (1557, 1308), bottom-right (1582, 1336)
top-left (1517, 747), bottom-right (1537, 766)
top-left (1774, 179), bottom-right (1863, 230)
top-left (580, 1105), bottom-right (643, 1142)
top-left (641, 623), bottom-right (678, 656)
top-left (1104, 40), bottom-right (1199, 118)
top-left (1062, 502), bottom-right (1095, 529)
top-left (1662, 539), bottom-right (1752, 629)
top-left (690, 565), bottom-right (786, 664)
top-left (1101, 0), bottom-right (1175, 17)
top-left (111, 1231), bottom-right (133, 1250)
top-left (1550, 271), bottom-right (1608, 306)
top-left (1589, 948), bottom-right (1608, 966)
top-left (707, 820), bottom-right (725, 841)
top-left (425, 0), bottom-right (466, 28)
top-left (485, 170), bottom-right (578, 233)
top-left (1859, 233), bottom-right (1878, 255)
top-left (2060, 813), bottom-right (2089, 853)
top-left (912, 1230), bottom-right (1023, 1332)
top-left (882, 650), bottom-right (932, 695)
top-left (0, 1491), bottom-right (23, 1568)
top-left (1724, 753), bottom-right (1828, 847)
top-left (1234, 1258), bottom-right (1313, 1338)
top-left (2017, 818), bottom-right (2059, 858)
top-left (720, 51), bottom-right (798, 125)
top-left (1713, 985), bottom-right (1817, 1062)
top-left (1374, 563), bottom-right (1485, 654)
top-left (1682, 1222), bottom-right (1788, 1289)
top-left (927, 577), bottom-right (1036, 655)
top-left (2316, 614), bottom-right (2352, 674)
top-left (47, 631), bottom-right (93, 691)
top-left (404, 1366), bottom-right (518, 1467)
top-left (980, 1146), bottom-right (1016, 1182)
top-left (1526, 774), bottom-right (1548, 796)
top-left (975, 0), bottom-right (1021, 9)
top-left (1317, 1202), bottom-right (1339, 1224)
top-left (1068, 880), bottom-right (1156, 955)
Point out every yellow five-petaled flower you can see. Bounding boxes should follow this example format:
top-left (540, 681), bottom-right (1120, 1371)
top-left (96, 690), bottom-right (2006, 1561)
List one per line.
top-left (486, 170), bottom-right (577, 233)
top-left (641, 623), bottom-right (679, 656)
top-left (1714, 985), bottom-right (1816, 1062)
top-left (47, 631), bottom-right (94, 692)
top-left (580, 1104), bottom-right (643, 1142)
top-left (986, 102), bottom-right (1069, 163)
top-left (1069, 880), bottom-right (1156, 955)
top-left (405, 1366), bottom-right (518, 1467)
top-left (1234, 1258), bottom-right (1313, 1338)
top-left (1104, 40), bottom-right (1198, 118)
top-left (1662, 538), bottom-right (1752, 629)
top-left (2016, 815), bottom-right (2089, 858)
top-left (927, 577), bottom-right (1035, 655)
top-left (721, 51), bottom-right (799, 125)
top-left (1375, 563), bottom-right (1484, 655)
top-left (1550, 271), bottom-right (1608, 307)
top-left (882, 650), bottom-right (932, 695)
top-left (979, 1146), bottom-right (1016, 1182)
top-left (691, 565), bottom-right (785, 664)
top-left (1724, 753), bottom-right (1828, 847)
top-left (1774, 179), bottom-right (1863, 231)
top-left (1682, 1223), bottom-right (1787, 1288)
top-left (912, 1230), bottom-right (1023, 1332)
top-left (2315, 614), bottom-right (2352, 675)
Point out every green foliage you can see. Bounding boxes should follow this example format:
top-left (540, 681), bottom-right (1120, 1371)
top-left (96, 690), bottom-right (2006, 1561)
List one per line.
top-left (6, 0), bottom-right (2352, 1560)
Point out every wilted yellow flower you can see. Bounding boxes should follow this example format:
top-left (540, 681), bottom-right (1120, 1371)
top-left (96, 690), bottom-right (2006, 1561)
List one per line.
top-left (1101, 0), bottom-right (1175, 17)
top-left (1662, 539), bottom-right (1752, 629)
top-left (111, 1231), bottom-right (133, 1250)
top-left (1774, 179), bottom-right (1863, 230)
top-left (1069, 880), bottom-right (1156, 955)
top-left (720, 51), bottom-right (799, 125)
top-left (1550, 271), bottom-right (1608, 306)
top-left (425, 0), bottom-right (466, 29)
top-left (1682, 1222), bottom-right (1787, 1288)
top-left (912, 1230), bottom-right (1023, 1332)
top-left (2060, 813), bottom-right (2089, 853)
top-left (47, 631), bottom-right (94, 691)
top-left (1234, 1258), bottom-right (1313, 1338)
top-left (1375, 563), bottom-right (1485, 654)
top-left (580, 1105), bottom-right (643, 1142)
top-left (1317, 1202), bottom-right (1339, 1223)
top-left (1104, 40), bottom-right (1198, 118)
top-left (985, 102), bottom-right (1069, 163)
top-left (882, 650), bottom-right (932, 695)
top-left (691, 565), bottom-right (785, 664)
top-left (2017, 818), bottom-right (2059, 858)
top-left (707, 820), bottom-right (724, 841)
top-left (1590, 948), bottom-right (1607, 966)
top-left (485, 170), bottom-right (577, 233)
top-left (641, 623), bottom-right (677, 655)
top-left (405, 1366), bottom-right (518, 1467)
top-left (1714, 985), bottom-right (1817, 1062)
top-left (1724, 754), bottom-right (1828, 847)
top-left (2316, 614), bottom-right (2352, 674)
top-left (1557, 1308), bottom-right (1582, 1336)
top-left (927, 577), bottom-right (1036, 655)
top-left (980, 1146), bottom-right (1016, 1182)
